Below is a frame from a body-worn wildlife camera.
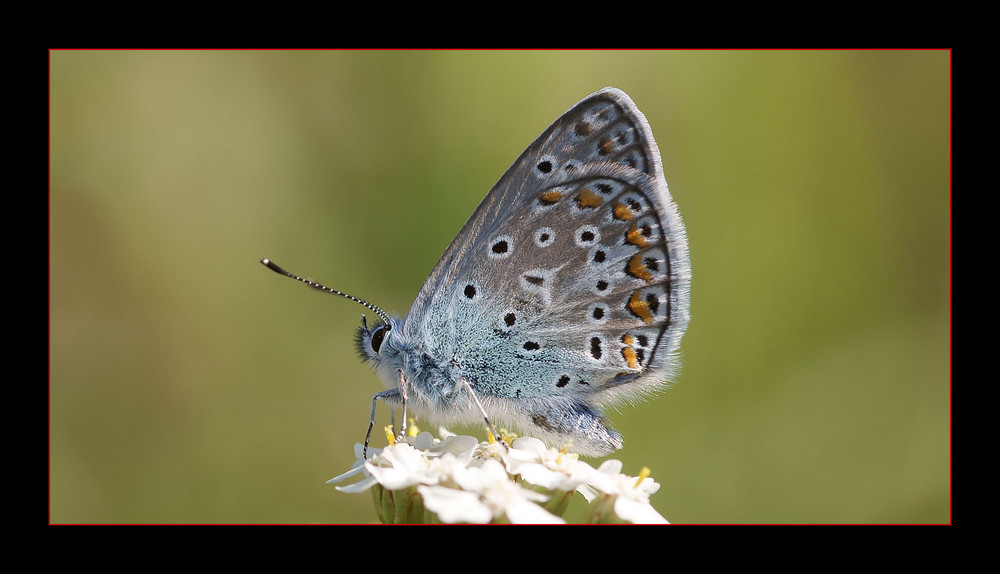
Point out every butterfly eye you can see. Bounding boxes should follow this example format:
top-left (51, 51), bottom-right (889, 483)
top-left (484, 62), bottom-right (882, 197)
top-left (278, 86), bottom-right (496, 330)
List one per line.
top-left (370, 325), bottom-right (389, 353)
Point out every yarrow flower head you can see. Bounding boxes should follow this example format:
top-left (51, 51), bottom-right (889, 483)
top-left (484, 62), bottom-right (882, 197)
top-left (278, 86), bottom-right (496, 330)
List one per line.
top-left (326, 428), bottom-right (670, 524)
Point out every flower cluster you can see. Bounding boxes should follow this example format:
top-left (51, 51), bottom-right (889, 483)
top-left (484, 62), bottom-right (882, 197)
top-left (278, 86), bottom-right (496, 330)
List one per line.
top-left (327, 428), bottom-right (668, 524)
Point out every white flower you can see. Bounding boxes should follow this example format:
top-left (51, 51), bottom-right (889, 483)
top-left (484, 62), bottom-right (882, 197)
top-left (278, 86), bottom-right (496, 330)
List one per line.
top-left (327, 428), bottom-right (669, 524)
top-left (326, 430), bottom-right (479, 491)
top-left (365, 442), bottom-right (441, 490)
top-left (419, 459), bottom-right (564, 524)
top-left (583, 460), bottom-right (669, 524)
top-left (504, 436), bottom-right (606, 501)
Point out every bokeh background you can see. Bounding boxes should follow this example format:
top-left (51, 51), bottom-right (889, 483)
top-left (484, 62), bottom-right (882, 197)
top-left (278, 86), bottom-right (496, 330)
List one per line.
top-left (50, 50), bottom-right (950, 524)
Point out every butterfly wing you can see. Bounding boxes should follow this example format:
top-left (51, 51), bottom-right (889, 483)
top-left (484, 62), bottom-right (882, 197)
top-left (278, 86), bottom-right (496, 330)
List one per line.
top-left (405, 88), bottom-right (691, 453)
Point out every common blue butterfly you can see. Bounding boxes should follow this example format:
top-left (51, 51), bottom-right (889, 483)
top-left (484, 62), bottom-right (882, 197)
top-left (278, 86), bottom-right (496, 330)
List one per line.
top-left (263, 87), bottom-right (691, 457)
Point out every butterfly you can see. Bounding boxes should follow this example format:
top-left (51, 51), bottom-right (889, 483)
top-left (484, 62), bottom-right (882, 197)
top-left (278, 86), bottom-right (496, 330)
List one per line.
top-left (263, 87), bottom-right (691, 457)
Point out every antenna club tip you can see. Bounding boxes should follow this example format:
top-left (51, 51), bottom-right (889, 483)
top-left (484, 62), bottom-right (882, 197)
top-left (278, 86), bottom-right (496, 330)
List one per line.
top-left (261, 258), bottom-right (286, 275)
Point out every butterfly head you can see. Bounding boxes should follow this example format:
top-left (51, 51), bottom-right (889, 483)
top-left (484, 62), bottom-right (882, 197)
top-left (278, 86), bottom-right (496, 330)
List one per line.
top-left (354, 314), bottom-right (397, 366)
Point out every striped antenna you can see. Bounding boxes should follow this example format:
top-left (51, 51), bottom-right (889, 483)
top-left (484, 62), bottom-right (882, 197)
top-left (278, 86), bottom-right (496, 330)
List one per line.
top-left (260, 258), bottom-right (391, 325)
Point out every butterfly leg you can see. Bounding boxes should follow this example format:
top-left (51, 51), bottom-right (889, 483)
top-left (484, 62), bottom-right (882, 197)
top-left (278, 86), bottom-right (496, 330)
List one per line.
top-left (460, 378), bottom-right (508, 449)
top-left (395, 369), bottom-right (409, 442)
top-left (364, 387), bottom-right (402, 459)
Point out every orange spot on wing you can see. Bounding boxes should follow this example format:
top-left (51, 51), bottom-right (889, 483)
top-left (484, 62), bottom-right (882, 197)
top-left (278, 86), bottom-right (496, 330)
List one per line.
top-left (613, 202), bottom-right (634, 220)
top-left (540, 190), bottom-right (563, 204)
top-left (627, 254), bottom-right (653, 281)
top-left (599, 137), bottom-right (614, 155)
top-left (576, 187), bottom-right (603, 208)
top-left (622, 347), bottom-right (639, 369)
top-left (628, 291), bottom-right (654, 324)
top-left (625, 224), bottom-right (649, 248)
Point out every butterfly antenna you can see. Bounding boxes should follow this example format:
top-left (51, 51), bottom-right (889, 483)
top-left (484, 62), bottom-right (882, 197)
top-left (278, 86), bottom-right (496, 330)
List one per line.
top-left (260, 258), bottom-right (391, 325)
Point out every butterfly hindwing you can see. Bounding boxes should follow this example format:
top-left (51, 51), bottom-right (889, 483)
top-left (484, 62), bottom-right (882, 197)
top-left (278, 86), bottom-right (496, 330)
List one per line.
top-left (408, 89), bottom-right (689, 404)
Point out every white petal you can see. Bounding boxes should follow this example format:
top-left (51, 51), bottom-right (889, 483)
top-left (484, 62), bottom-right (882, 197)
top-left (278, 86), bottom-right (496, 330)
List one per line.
top-left (503, 499), bottom-right (566, 524)
top-left (510, 436), bottom-right (548, 458)
top-left (596, 459), bottom-right (624, 476)
top-left (614, 497), bottom-right (669, 524)
top-left (334, 475), bottom-right (379, 493)
top-left (514, 462), bottom-right (577, 491)
top-left (326, 464), bottom-right (366, 484)
top-left (412, 431), bottom-right (437, 450)
top-left (429, 434), bottom-right (480, 458)
top-left (449, 462), bottom-right (487, 492)
top-left (419, 485), bottom-right (493, 524)
top-left (575, 483), bottom-right (599, 502)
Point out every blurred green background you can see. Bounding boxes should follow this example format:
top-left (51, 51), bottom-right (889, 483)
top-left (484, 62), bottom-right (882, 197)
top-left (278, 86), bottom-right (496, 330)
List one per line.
top-left (49, 50), bottom-right (950, 524)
